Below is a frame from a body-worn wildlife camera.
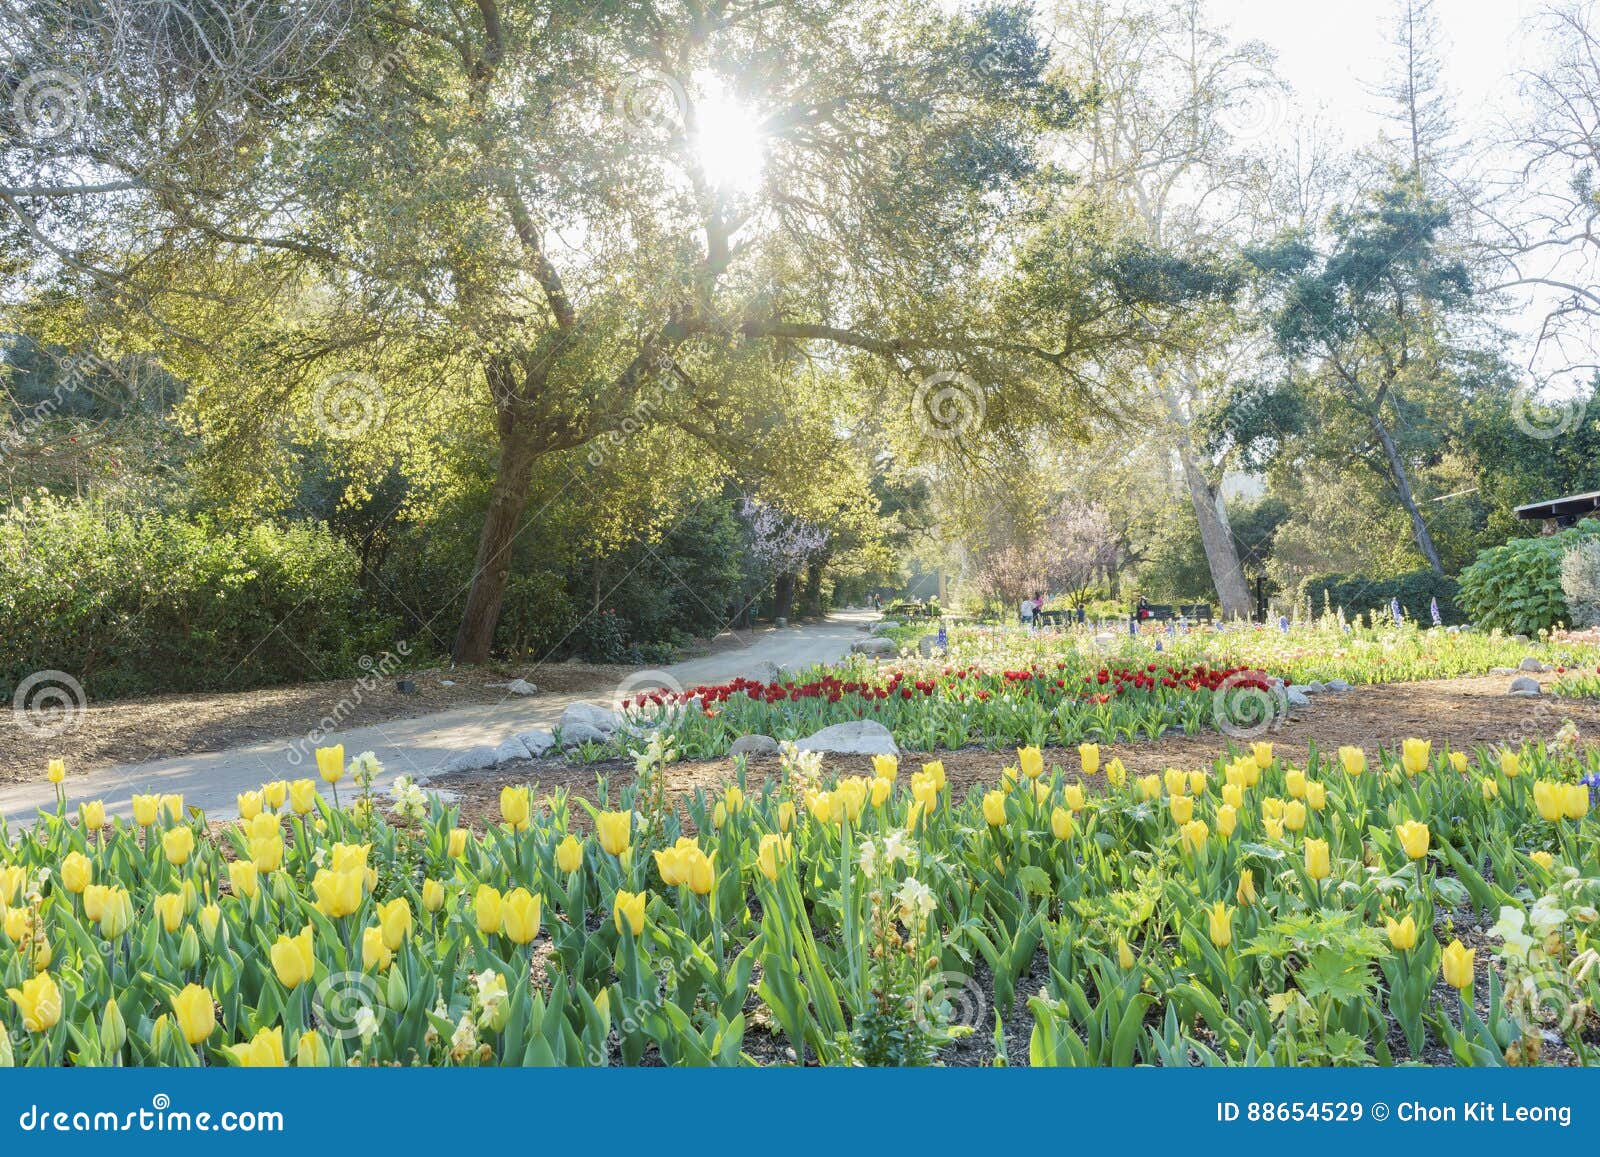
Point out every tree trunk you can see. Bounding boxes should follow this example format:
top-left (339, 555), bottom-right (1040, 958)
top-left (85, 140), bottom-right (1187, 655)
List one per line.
top-left (1370, 410), bottom-right (1444, 575)
top-left (772, 571), bottom-right (797, 625)
top-left (452, 412), bottom-right (540, 664)
top-left (801, 558), bottom-right (825, 618)
top-left (1177, 445), bottom-right (1254, 619)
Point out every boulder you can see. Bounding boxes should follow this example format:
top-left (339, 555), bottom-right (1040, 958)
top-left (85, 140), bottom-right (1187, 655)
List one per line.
top-left (917, 634), bottom-right (943, 657)
top-left (1303, 680), bottom-right (1325, 693)
top-left (514, 729), bottom-right (557, 758)
top-left (559, 721), bottom-right (610, 748)
top-left (1519, 657), bottom-right (1548, 672)
top-left (492, 736), bottom-right (532, 764)
top-left (868, 620), bottom-right (902, 635)
top-left (560, 701), bottom-right (621, 736)
top-left (749, 661), bottom-right (782, 685)
top-left (728, 734), bottom-right (780, 757)
top-left (1325, 679), bottom-right (1352, 692)
top-left (439, 745), bottom-right (499, 774)
top-left (503, 678), bottom-right (538, 695)
top-left (1489, 667), bottom-right (1517, 676)
top-left (851, 637), bottom-right (897, 657)
top-left (1285, 687), bottom-right (1312, 708)
top-left (796, 720), bottom-right (899, 756)
top-left (1508, 676), bottom-right (1542, 697)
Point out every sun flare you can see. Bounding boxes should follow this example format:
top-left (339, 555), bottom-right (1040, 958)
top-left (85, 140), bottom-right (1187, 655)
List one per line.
top-left (691, 87), bottom-right (766, 195)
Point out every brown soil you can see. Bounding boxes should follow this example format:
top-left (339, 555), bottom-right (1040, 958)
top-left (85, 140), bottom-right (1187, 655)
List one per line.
top-left (433, 672), bottom-right (1600, 828)
top-left (0, 622), bottom-right (789, 782)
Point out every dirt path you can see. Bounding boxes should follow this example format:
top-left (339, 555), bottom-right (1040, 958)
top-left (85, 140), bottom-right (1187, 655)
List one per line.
top-left (433, 672), bottom-right (1600, 828)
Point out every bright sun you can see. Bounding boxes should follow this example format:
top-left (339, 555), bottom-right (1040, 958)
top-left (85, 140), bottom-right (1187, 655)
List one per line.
top-left (691, 85), bottom-right (766, 196)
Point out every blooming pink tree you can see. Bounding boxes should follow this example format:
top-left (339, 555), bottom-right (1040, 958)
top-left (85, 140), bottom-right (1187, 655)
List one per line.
top-left (740, 498), bottom-right (831, 623)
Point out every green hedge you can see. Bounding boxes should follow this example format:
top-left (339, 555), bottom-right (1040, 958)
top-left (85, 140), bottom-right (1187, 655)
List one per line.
top-left (0, 495), bottom-right (401, 698)
top-left (1457, 520), bottom-right (1600, 635)
top-left (1299, 569), bottom-right (1463, 625)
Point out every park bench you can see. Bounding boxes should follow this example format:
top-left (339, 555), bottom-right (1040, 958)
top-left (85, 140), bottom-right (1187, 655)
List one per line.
top-left (1133, 602), bottom-right (1213, 623)
top-left (884, 601), bottom-right (940, 620)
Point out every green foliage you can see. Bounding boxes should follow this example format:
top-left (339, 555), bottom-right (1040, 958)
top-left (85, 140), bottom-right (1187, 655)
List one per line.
top-left (1457, 521), bottom-right (1600, 634)
top-left (1300, 569), bottom-right (1462, 625)
top-left (0, 494), bottom-right (399, 697)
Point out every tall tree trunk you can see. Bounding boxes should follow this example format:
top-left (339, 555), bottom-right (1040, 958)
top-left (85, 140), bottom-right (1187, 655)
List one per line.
top-left (453, 412), bottom-right (540, 663)
top-left (801, 559), bottom-right (824, 618)
top-left (1177, 446), bottom-right (1253, 619)
top-left (1370, 411), bottom-right (1444, 575)
top-left (772, 571), bottom-right (796, 625)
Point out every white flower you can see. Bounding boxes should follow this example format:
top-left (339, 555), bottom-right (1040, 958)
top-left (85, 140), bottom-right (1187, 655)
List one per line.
top-left (895, 876), bottom-right (936, 923)
top-left (450, 1014), bottom-right (478, 1056)
top-left (882, 830), bottom-right (917, 868)
top-left (1489, 905), bottom-right (1536, 960)
top-left (353, 1005), bottom-right (379, 1041)
top-left (1529, 894), bottom-right (1568, 937)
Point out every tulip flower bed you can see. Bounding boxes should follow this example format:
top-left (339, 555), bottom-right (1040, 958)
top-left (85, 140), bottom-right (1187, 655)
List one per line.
top-left (3, 736), bottom-right (1598, 1067)
top-left (618, 661), bottom-right (1278, 758)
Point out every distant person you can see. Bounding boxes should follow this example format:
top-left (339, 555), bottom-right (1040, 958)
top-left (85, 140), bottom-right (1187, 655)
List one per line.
top-left (1137, 595), bottom-right (1152, 621)
top-left (1031, 592), bottom-right (1045, 625)
top-left (1019, 595), bottom-right (1034, 626)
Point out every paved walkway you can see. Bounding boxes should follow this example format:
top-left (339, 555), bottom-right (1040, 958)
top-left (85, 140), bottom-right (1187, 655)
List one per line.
top-left (0, 611), bottom-right (876, 824)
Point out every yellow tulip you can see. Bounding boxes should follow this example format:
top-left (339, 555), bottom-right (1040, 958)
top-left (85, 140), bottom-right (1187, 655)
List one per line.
top-left (1164, 768), bottom-right (1189, 798)
top-left (1236, 869), bottom-right (1257, 907)
top-left (1305, 838), bottom-right (1331, 881)
top-left (474, 884), bottom-right (503, 934)
top-left (872, 753), bottom-right (899, 781)
top-left (1062, 783), bottom-right (1086, 812)
top-left (1337, 746), bottom-right (1366, 776)
top-left (555, 834), bottom-right (583, 873)
top-left (361, 925), bottom-right (392, 971)
top-left (250, 835), bottom-right (284, 874)
top-left (981, 790), bottom-right (1007, 827)
top-left (596, 811), bottom-right (631, 856)
top-left (288, 779), bottom-right (319, 815)
top-left (78, 800), bottom-right (107, 831)
top-left (499, 888), bottom-right (541, 944)
top-left (1105, 757), bottom-right (1127, 787)
top-left (160, 793), bottom-right (184, 822)
top-left (1285, 769), bottom-right (1306, 798)
top-left (60, 850), bottom-right (92, 894)
top-left (311, 869), bottom-right (363, 919)
top-left (757, 834), bottom-right (791, 880)
top-left (447, 827), bottom-right (469, 857)
top-left (315, 744), bottom-right (344, 785)
top-left (1500, 751), bottom-right (1521, 779)
top-left (723, 785), bottom-right (744, 814)
top-left (1017, 746), bottom-right (1044, 780)
top-left (1180, 819), bottom-right (1209, 855)
top-left (1395, 819), bottom-right (1433, 864)
top-left (198, 903), bottom-right (221, 939)
top-left (229, 1025), bottom-right (287, 1067)
top-left (1441, 939), bottom-right (1475, 990)
top-left (808, 790), bottom-right (835, 823)
top-left (1448, 751), bottom-right (1467, 774)
top-left (1562, 782), bottom-right (1589, 820)
top-left (1168, 794), bottom-right (1194, 825)
top-left (1305, 781), bottom-right (1327, 811)
top-left (1263, 816), bottom-right (1284, 841)
top-left (1221, 783), bottom-right (1244, 810)
top-left (229, 859), bottom-right (259, 901)
top-left (46, 758), bottom-right (66, 785)
top-left (171, 983), bottom-right (216, 1045)
top-left (262, 781), bottom-right (288, 810)
top-left (1050, 806), bottom-right (1075, 840)
top-left (1215, 804), bottom-right (1238, 839)
top-left (686, 849), bottom-right (716, 896)
top-left (1480, 777), bottom-right (1500, 800)
top-left (777, 801), bottom-right (796, 831)
top-left (1137, 774), bottom-right (1161, 801)
top-left (377, 897), bottom-right (412, 951)
top-left (1401, 738), bottom-right (1431, 776)
top-left (271, 925), bottom-right (316, 989)
top-left (83, 883), bottom-right (110, 922)
top-left (330, 842), bottom-right (369, 873)
top-left (921, 761), bottom-right (946, 790)
top-left (834, 778), bottom-right (868, 822)
top-left (870, 777), bottom-right (892, 807)
top-left (1533, 780), bottom-right (1565, 823)
top-left (421, 878), bottom-right (446, 912)
top-left (162, 825), bottom-right (194, 866)
top-left (712, 801), bottom-right (728, 829)
top-left (1384, 913), bottom-right (1418, 951)
top-left (1079, 744), bottom-right (1099, 777)
top-left (1117, 937), bottom-right (1135, 969)
top-left (4, 906), bottom-right (31, 943)
top-left (1188, 770), bottom-right (1208, 795)
top-left (1261, 796), bottom-right (1285, 821)
top-left (500, 786), bottom-right (531, 831)
top-left (1251, 742), bottom-right (1273, 770)
top-left (1206, 900), bottom-right (1234, 948)
top-left (296, 1030), bottom-right (330, 1067)
top-left (154, 892), bottom-right (185, 933)
top-left (1283, 800), bottom-right (1307, 832)
top-left (613, 888), bottom-right (647, 936)
top-left (236, 791), bottom-right (263, 821)
top-left (910, 777), bottom-right (938, 814)
top-left (131, 794), bottom-right (159, 827)
top-left (1529, 850), bottom-right (1555, 871)
top-left (6, 972), bottom-right (62, 1032)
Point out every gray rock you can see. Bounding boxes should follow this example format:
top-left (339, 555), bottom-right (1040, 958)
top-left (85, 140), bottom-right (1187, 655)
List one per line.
top-left (868, 620), bottom-right (902, 635)
top-left (439, 679), bottom-right (456, 687)
top-left (749, 661), bottom-right (781, 685)
top-left (1519, 657), bottom-right (1548, 672)
top-left (917, 634), bottom-right (943, 657)
top-left (728, 734), bottom-right (780, 757)
top-left (559, 721), bottom-right (610, 748)
top-left (851, 637), bottom-right (897, 656)
top-left (1285, 687), bottom-right (1312, 708)
top-left (514, 728), bottom-right (557, 758)
top-left (492, 736), bottom-right (532, 764)
top-left (796, 719), bottom-right (899, 756)
top-left (1490, 666), bottom-right (1517, 676)
top-left (503, 678), bottom-right (538, 695)
top-left (1508, 675), bottom-right (1542, 697)
top-left (440, 745), bottom-right (499, 774)
top-left (1325, 679), bottom-right (1352, 691)
top-left (1514, 634), bottom-right (1530, 643)
top-left (1304, 680), bottom-right (1325, 693)
top-left (560, 701), bottom-right (621, 736)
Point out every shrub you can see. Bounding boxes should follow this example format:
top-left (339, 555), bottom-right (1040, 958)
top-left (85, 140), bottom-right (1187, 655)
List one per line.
top-left (1561, 538), bottom-right (1600, 629)
top-left (1299, 569), bottom-right (1462, 625)
top-left (1457, 520), bottom-right (1600, 635)
top-left (0, 494), bottom-right (399, 698)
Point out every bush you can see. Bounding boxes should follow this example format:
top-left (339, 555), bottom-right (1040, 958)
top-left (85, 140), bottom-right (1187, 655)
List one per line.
top-left (0, 494), bottom-right (399, 698)
top-left (1560, 538), bottom-right (1600, 629)
top-left (1299, 568), bottom-right (1462, 625)
top-left (1457, 520), bottom-right (1600, 635)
